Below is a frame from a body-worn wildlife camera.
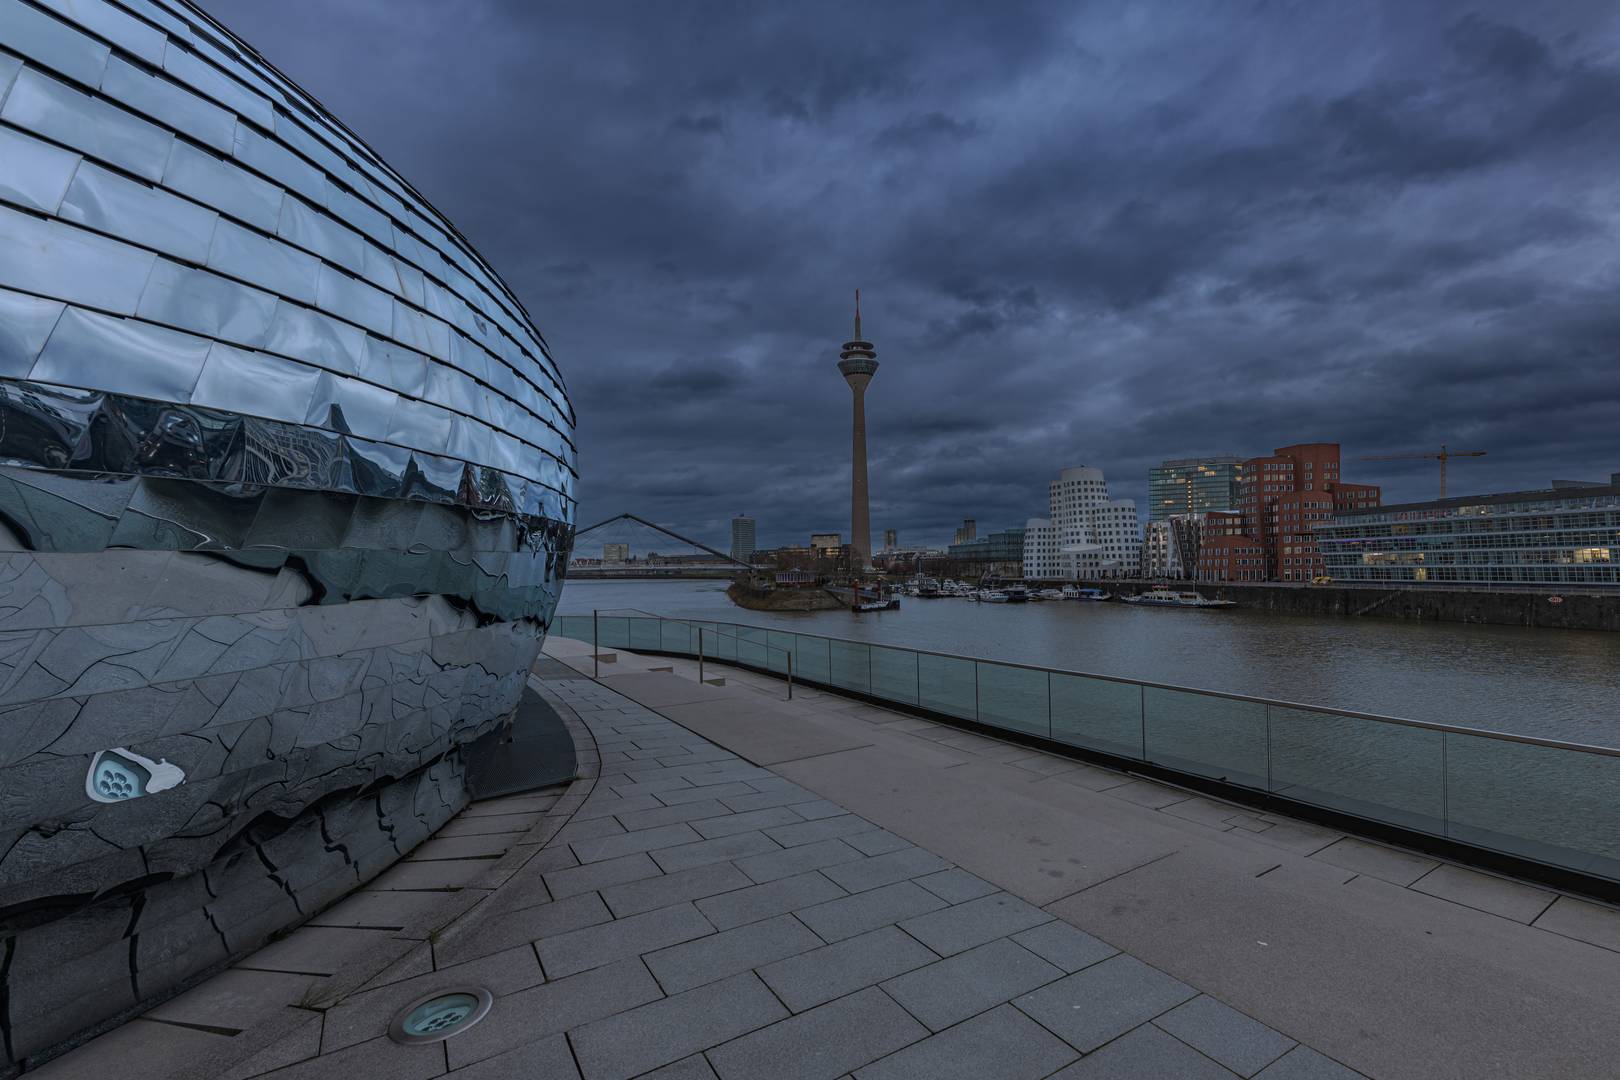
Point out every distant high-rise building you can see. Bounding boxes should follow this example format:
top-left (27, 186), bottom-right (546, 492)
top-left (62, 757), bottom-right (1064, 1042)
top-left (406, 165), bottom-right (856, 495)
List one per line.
top-left (603, 543), bottom-right (630, 562)
top-left (1148, 457), bottom-right (1243, 522)
top-left (838, 292), bottom-right (878, 567)
top-left (729, 516), bottom-right (756, 564)
top-left (952, 518), bottom-right (977, 545)
top-left (1023, 466), bottom-right (1141, 580)
top-left (883, 528), bottom-right (898, 551)
top-left (810, 533), bottom-right (842, 556)
top-left (1198, 443), bottom-right (1381, 581)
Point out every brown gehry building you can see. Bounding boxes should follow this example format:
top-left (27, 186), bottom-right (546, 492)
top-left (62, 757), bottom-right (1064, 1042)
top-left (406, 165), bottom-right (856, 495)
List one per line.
top-left (1198, 442), bottom-right (1381, 581)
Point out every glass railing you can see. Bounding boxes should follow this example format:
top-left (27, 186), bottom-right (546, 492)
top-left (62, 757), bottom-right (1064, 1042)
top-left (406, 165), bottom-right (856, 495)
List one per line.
top-left (570, 610), bottom-right (794, 699)
top-left (550, 613), bottom-right (1620, 889)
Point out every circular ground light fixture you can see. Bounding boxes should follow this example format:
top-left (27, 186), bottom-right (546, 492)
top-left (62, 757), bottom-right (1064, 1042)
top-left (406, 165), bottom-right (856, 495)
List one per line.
top-left (388, 987), bottom-right (494, 1044)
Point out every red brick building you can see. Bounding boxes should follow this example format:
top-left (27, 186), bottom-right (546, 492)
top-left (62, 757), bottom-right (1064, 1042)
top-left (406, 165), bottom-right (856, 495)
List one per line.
top-left (1197, 443), bottom-right (1380, 582)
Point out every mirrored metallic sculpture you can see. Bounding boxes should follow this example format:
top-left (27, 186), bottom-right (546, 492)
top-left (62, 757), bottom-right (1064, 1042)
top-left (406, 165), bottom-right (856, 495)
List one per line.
top-left (0, 0), bottom-right (576, 1065)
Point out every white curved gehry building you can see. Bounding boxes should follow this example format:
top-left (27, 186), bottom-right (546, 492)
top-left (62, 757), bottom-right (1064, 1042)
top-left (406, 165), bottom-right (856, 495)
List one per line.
top-left (1024, 466), bottom-right (1141, 580)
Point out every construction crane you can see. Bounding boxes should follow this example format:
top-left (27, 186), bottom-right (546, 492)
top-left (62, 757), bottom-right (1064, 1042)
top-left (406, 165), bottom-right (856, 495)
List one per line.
top-left (1359, 444), bottom-right (1486, 500)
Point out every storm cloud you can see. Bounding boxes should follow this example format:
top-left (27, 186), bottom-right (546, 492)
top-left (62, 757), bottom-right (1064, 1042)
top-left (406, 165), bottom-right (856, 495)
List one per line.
top-left (202, 0), bottom-right (1620, 551)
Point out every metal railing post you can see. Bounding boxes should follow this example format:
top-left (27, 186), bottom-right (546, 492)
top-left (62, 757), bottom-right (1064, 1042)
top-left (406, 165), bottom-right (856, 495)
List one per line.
top-left (1264, 704), bottom-right (1273, 793)
top-left (1046, 671), bottom-right (1053, 740)
top-left (787, 652), bottom-right (793, 700)
top-left (1441, 732), bottom-right (1450, 837)
top-left (593, 609), bottom-right (599, 679)
top-left (698, 627), bottom-right (705, 685)
top-left (1139, 683), bottom-right (1147, 761)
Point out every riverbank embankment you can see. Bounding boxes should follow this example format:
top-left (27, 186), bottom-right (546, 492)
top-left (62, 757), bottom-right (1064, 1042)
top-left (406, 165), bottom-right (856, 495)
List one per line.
top-left (726, 580), bottom-right (846, 611)
top-left (1086, 580), bottom-right (1620, 631)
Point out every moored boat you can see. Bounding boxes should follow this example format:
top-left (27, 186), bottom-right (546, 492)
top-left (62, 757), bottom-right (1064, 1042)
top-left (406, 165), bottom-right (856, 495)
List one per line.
top-left (1062, 586), bottom-right (1112, 601)
top-left (1119, 588), bottom-right (1235, 608)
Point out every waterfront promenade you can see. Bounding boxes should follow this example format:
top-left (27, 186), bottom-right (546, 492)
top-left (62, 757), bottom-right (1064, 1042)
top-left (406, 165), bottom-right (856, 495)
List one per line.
top-left (39, 637), bottom-right (1620, 1079)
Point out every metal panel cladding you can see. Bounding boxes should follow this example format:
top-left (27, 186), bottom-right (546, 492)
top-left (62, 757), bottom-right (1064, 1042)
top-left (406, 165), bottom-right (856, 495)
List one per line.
top-left (0, 0), bottom-right (577, 1064)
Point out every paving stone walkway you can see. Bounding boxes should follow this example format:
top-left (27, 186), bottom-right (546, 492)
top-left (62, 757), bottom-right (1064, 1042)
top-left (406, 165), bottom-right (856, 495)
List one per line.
top-left (197, 664), bottom-right (1363, 1080)
top-left (39, 638), bottom-right (1620, 1079)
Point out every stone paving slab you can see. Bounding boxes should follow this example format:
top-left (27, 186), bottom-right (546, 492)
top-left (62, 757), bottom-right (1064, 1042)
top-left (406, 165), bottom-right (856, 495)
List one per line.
top-left (538, 901), bottom-right (716, 978)
top-left (1531, 894), bottom-right (1620, 951)
top-left (1050, 1023), bottom-right (1241, 1078)
top-left (601, 860), bottom-right (754, 918)
top-left (912, 867), bottom-right (999, 904)
top-left (896, 890), bottom-right (1053, 955)
top-left (853, 1004), bottom-right (1079, 1080)
top-left (569, 971), bottom-right (788, 1080)
top-left (1407, 864), bottom-right (1556, 924)
top-left (758, 925), bottom-right (938, 1012)
top-left (1010, 919), bottom-right (1119, 973)
top-left (695, 869), bottom-right (849, 931)
top-left (733, 836), bottom-right (867, 883)
top-left (794, 879), bottom-right (946, 942)
top-left (1155, 994), bottom-right (1300, 1077)
top-left (705, 985), bottom-right (927, 1080)
top-left (1013, 953), bottom-right (1198, 1052)
top-left (1310, 837), bottom-right (1440, 887)
top-left (645, 913), bottom-right (824, 994)
top-left (1254, 1046), bottom-right (1371, 1079)
top-left (881, 937), bottom-right (1063, 1031)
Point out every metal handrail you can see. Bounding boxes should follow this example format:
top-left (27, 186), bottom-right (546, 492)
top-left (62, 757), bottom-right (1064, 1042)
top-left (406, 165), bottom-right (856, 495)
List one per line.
top-left (590, 610), bottom-right (793, 700)
top-left (695, 625), bottom-right (793, 700)
top-left (575, 612), bottom-right (1619, 758)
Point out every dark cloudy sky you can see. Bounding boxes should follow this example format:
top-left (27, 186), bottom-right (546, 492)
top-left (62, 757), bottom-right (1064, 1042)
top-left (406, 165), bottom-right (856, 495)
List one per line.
top-left (203, 0), bottom-right (1620, 552)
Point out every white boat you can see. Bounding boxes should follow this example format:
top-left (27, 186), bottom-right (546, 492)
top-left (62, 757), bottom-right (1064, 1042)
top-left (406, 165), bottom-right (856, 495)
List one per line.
top-left (1118, 588), bottom-right (1235, 608)
top-left (1037, 588), bottom-right (1066, 601)
top-left (977, 589), bottom-right (1009, 603)
top-left (854, 597), bottom-right (900, 612)
top-left (1062, 586), bottom-right (1111, 601)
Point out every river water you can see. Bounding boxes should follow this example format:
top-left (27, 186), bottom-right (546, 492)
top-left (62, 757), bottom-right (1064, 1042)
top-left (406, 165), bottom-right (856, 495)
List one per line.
top-left (557, 579), bottom-right (1620, 747)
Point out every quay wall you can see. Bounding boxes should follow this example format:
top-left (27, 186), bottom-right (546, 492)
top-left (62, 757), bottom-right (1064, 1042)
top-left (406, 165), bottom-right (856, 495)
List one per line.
top-left (1083, 581), bottom-right (1620, 631)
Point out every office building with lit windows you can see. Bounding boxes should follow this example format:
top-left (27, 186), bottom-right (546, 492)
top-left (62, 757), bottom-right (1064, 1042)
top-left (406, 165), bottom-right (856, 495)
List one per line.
top-left (1316, 480), bottom-right (1620, 587)
top-left (1147, 456), bottom-right (1243, 523)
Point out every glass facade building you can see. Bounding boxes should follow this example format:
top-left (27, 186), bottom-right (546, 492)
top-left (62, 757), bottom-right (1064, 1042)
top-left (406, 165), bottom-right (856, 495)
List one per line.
top-left (949, 526), bottom-right (1027, 576)
top-left (1147, 457), bottom-right (1243, 522)
top-left (1317, 485), bottom-right (1620, 586)
top-left (0, 0), bottom-right (576, 1064)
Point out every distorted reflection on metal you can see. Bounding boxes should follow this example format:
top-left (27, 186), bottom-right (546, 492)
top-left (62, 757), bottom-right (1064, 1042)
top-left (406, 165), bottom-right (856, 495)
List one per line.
top-left (0, 0), bottom-right (576, 1067)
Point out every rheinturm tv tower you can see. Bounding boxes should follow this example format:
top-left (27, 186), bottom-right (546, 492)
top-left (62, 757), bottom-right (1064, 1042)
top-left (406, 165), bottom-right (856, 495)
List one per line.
top-left (838, 290), bottom-right (879, 568)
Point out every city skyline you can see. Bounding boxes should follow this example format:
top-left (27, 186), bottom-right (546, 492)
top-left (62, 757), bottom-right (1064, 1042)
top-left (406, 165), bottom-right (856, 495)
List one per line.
top-left (205, 0), bottom-right (1620, 545)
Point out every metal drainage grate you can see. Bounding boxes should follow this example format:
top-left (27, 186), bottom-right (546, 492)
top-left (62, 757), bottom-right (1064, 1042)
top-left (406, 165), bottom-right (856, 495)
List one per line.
top-left (388, 987), bottom-right (494, 1044)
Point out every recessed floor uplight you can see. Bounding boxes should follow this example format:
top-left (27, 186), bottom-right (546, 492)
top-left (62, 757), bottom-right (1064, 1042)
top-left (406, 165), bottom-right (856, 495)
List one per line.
top-left (388, 987), bottom-right (494, 1044)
